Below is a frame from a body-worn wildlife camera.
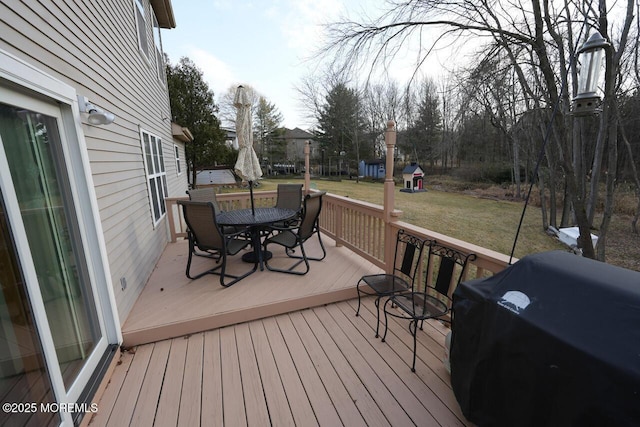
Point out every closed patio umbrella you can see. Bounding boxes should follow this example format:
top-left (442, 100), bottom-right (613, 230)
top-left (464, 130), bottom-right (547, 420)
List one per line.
top-left (234, 85), bottom-right (262, 215)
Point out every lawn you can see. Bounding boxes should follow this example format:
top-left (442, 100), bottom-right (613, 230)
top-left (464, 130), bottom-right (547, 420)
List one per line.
top-left (247, 177), bottom-right (639, 271)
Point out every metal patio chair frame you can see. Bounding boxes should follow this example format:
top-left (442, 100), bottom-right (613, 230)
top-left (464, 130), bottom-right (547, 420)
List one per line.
top-left (355, 230), bottom-right (428, 338)
top-left (382, 242), bottom-right (476, 372)
top-left (262, 191), bottom-right (326, 275)
top-left (178, 200), bottom-right (256, 287)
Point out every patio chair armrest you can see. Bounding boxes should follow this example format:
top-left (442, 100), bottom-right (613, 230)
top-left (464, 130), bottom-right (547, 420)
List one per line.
top-left (223, 225), bottom-right (251, 239)
top-left (266, 223), bottom-right (299, 232)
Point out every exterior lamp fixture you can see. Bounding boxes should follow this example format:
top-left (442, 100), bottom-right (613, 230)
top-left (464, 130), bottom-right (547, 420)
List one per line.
top-left (572, 31), bottom-right (609, 115)
top-left (77, 95), bottom-right (116, 125)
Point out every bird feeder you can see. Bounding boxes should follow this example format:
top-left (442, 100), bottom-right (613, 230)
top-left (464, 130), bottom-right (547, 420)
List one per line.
top-left (572, 32), bottom-right (609, 115)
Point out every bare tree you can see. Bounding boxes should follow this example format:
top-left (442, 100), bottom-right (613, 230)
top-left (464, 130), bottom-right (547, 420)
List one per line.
top-left (322, 0), bottom-right (638, 261)
top-left (217, 84), bottom-right (260, 128)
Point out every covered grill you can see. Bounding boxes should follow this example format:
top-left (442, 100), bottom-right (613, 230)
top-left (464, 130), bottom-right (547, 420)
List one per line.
top-left (451, 251), bottom-right (640, 426)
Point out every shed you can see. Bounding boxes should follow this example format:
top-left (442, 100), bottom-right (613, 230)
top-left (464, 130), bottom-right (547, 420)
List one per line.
top-left (400, 163), bottom-right (426, 192)
top-left (195, 167), bottom-right (237, 186)
top-left (359, 159), bottom-right (386, 179)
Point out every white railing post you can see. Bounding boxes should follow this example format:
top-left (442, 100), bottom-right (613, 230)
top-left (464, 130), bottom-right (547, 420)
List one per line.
top-left (384, 120), bottom-right (397, 274)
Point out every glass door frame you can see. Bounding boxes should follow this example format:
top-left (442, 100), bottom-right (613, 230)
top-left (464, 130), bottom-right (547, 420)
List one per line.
top-left (1, 49), bottom-right (121, 425)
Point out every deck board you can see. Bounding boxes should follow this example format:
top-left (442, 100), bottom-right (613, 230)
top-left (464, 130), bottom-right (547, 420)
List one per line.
top-left (154, 337), bottom-right (187, 427)
top-left (178, 333), bottom-right (203, 427)
top-left (122, 235), bottom-right (382, 346)
top-left (324, 303), bottom-right (440, 426)
top-left (334, 301), bottom-right (464, 427)
top-left (301, 308), bottom-right (390, 427)
top-left (130, 340), bottom-right (171, 427)
top-left (201, 330), bottom-right (224, 427)
top-left (313, 306), bottom-right (415, 426)
top-left (235, 323), bottom-right (271, 426)
top-left (93, 228), bottom-right (473, 427)
top-left (248, 321), bottom-right (296, 426)
top-left (288, 311), bottom-right (366, 427)
top-left (261, 317), bottom-right (319, 426)
top-left (344, 300), bottom-right (469, 426)
top-left (106, 344), bottom-right (153, 427)
top-left (219, 327), bottom-right (248, 427)
top-left (90, 297), bottom-right (471, 426)
top-left (275, 315), bottom-right (343, 427)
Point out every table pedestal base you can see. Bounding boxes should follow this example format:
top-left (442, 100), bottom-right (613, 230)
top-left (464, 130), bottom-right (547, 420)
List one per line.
top-left (242, 250), bottom-right (272, 263)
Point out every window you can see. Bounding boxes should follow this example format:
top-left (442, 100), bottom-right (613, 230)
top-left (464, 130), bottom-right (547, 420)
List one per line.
top-left (174, 144), bottom-right (182, 175)
top-left (134, 0), bottom-right (149, 58)
top-left (153, 14), bottom-right (166, 83)
top-left (141, 130), bottom-right (168, 225)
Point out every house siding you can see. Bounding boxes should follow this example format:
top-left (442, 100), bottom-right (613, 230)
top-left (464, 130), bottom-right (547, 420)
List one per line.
top-left (0, 0), bottom-right (182, 322)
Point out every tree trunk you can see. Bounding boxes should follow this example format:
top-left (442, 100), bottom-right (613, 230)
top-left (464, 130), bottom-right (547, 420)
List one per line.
top-left (538, 169), bottom-right (549, 230)
top-left (620, 122), bottom-right (640, 234)
top-left (513, 136), bottom-right (521, 198)
top-left (547, 167), bottom-right (557, 228)
top-left (596, 118), bottom-right (618, 261)
top-left (586, 112), bottom-right (608, 225)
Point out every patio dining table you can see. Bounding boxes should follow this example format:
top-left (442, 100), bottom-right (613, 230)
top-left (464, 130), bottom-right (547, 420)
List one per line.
top-left (217, 207), bottom-right (298, 270)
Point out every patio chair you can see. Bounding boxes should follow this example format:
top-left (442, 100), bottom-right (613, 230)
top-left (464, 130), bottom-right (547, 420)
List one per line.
top-left (188, 187), bottom-right (249, 240)
top-left (262, 191), bottom-right (327, 275)
top-left (272, 183), bottom-right (303, 228)
top-left (187, 187), bottom-right (221, 212)
top-left (178, 200), bottom-right (256, 287)
top-left (382, 242), bottom-right (476, 372)
top-left (355, 230), bottom-right (428, 338)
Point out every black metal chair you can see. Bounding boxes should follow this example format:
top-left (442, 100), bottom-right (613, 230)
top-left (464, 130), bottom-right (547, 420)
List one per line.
top-left (382, 243), bottom-right (476, 372)
top-left (178, 200), bottom-right (256, 287)
top-left (355, 230), bottom-right (428, 338)
top-left (262, 191), bottom-right (326, 275)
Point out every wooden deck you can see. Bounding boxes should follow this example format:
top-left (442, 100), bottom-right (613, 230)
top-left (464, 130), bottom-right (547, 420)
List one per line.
top-left (100, 232), bottom-right (472, 426)
top-left (122, 234), bottom-right (381, 346)
top-left (89, 296), bottom-right (470, 426)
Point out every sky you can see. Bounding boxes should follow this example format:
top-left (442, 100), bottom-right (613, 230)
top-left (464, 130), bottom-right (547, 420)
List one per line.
top-left (160, 0), bottom-right (390, 130)
top-left (161, 2), bottom-right (628, 131)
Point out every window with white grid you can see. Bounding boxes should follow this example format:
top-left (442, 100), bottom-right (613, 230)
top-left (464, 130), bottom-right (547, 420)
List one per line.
top-left (141, 130), bottom-right (168, 225)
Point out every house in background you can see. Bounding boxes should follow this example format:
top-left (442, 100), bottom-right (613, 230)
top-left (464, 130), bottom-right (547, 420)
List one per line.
top-left (221, 126), bottom-right (238, 150)
top-left (267, 127), bottom-right (315, 174)
top-left (0, 1), bottom-right (185, 425)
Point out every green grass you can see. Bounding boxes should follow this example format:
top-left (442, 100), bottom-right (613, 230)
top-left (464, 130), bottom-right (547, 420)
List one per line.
top-left (230, 177), bottom-right (638, 270)
top-left (255, 177), bottom-right (564, 260)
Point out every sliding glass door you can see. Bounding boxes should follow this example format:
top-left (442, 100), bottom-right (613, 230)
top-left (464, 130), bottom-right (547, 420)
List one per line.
top-left (0, 87), bottom-right (110, 425)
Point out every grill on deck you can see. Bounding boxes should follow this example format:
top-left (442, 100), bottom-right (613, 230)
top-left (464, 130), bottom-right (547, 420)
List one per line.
top-left (451, 251), bottom-right (640, 427)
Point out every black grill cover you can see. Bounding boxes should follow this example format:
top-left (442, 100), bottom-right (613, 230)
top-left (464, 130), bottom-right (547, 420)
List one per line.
top-left (451, 251), bottom-right (640, 427)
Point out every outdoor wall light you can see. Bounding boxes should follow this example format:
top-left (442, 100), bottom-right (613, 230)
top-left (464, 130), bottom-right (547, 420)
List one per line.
top-left (77, 95), bottom-right (116, 125)
top-left (572, 32), bottom-right (609, 115)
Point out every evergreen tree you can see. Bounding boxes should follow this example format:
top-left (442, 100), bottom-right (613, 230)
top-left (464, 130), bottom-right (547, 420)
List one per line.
top-left (315, 83), bottom-right (365, 175)
top-left (166, 56), bottom-right (231, 185)
top-left (402, 79), bottom-right (442, 166)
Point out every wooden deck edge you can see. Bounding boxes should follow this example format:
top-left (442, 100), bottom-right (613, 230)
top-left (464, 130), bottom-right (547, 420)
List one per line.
top-left (80, 346), bottom-right (122, 427)
top-left (121, 287), bottom-right (360, 347)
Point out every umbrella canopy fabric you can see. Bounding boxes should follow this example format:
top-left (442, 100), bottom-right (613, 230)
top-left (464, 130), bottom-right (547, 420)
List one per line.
top-left (234, 86), bottom-right (262, 182)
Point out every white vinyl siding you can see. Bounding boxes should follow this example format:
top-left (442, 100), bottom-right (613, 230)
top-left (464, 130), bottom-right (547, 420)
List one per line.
top-left (0, 1), bottom-right (184, 321)
top-left (141, 130), bottom-right (168, 225)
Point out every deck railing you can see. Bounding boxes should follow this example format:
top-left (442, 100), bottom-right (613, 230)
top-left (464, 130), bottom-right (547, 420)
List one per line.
top-left (165, 189), bottom-right (511, 286)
